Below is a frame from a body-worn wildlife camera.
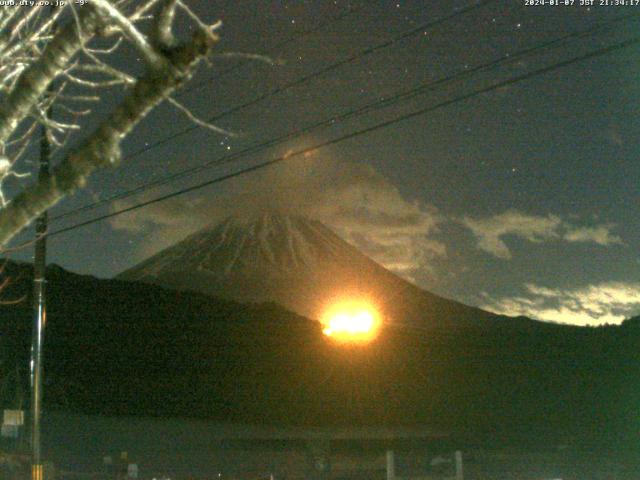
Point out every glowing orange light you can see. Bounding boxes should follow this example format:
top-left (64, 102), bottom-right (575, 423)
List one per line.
top-left (321, 300), bottom-right (381, 342)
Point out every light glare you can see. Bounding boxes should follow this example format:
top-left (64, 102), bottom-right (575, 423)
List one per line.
top-left (321, 301), bottom-right (380, 342)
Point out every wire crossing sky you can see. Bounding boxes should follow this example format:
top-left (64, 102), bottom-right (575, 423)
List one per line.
top-left (43, 33), bottom-right (640, 240)
top-left (50, 12), bottom-right (640, 222)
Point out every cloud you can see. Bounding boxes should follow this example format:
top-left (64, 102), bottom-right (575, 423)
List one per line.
top-left (109, 195), bottom-right (229, 258)
top-left (461, 210), bottom-right (562, 260)
top-left (461, 209), bottom-right (622, 259)
top-left (481, 282), bottom-right (640, 326)
top-left (563, 225), bottom-right (623, 246)
top-left (110, 149), bottom-right (445, 279)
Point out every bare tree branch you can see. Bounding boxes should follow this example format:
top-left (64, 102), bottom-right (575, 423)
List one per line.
top-left (8, 6), bottom-right (44, 43)
top-left (0, 6), bottom-right (102, 146)
top-left (0, 8), bottom-right (21, 33)
top-left (0, 27), bottom-right (219, 246)
top-left (166, 97), bottom-right (235, 136)
top-left (177, 1), bottom-right (222, 41)
top-left (86, 37), bottom-right (123, 55)
top-left (152, 0), bottom-right (179, 49)
top-left (0, 1), bottom-right (249, 247)
top-left (91, 0), bottom-right (165, 68)
top-left (130, 0), bottom-right (164, 23)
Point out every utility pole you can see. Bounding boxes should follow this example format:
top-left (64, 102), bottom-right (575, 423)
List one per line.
top-left (30, 105), bottom-right (51, 480)
top-left (455, 450), bottom-right (464, 480)
top-left (386, 450), bottom-right (395, 480)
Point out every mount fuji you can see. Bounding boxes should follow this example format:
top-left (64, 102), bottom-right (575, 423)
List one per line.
top-left (0, 213), bottom-right (635, 445)
top-left (119, 210), bottom-right (514, 329)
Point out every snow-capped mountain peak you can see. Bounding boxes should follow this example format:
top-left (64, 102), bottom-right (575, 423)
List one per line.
top-left (119, 210), bottom-right (489, 326)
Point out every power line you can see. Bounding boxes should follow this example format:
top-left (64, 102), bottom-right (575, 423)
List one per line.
top-left (51, 12), bottom-right (640, 222)
top-left (81, 3), bottom-right (364, 201)
top-left (53, 0), bottom-right (492, 221)
top-left (87, 1), bottom-right (497, 166)
top-left (45, 36), bottom-right (640, 239)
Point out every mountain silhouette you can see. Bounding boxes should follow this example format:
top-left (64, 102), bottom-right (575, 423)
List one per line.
top-left (119, 211), bottom-right (516, 330)
top-left (0, 214), bottom-right (637, 452)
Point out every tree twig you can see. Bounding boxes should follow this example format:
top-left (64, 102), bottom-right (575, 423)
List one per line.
top-left (0, 27), bottom-right (219, 245)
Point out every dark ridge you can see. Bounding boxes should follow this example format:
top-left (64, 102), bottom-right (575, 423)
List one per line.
top-left (0, 259), bottom-right (639, 452)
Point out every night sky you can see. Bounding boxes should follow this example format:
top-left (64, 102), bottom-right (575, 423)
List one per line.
top-left (6, 0), bottom-right (640, 326)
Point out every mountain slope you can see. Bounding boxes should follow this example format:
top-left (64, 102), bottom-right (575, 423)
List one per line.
top-left (1, 261), bottom-right (638, 438)
top-left (119, 211), bottom-right (511, 329)
top-left (0, 260), bottom-right (638, 452)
